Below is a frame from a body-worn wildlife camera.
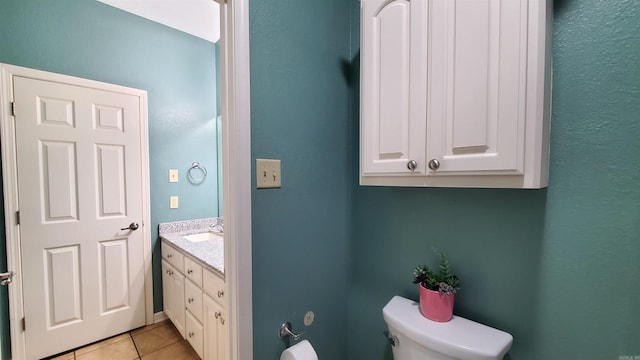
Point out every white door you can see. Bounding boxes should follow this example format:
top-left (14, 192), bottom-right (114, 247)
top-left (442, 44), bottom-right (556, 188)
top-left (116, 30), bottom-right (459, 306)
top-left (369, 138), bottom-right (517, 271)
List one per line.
top-left (360, 0), bottom-right (428, 175)
top-left (427, 0), bottom-right (528, 175)
top-left (13, 76), bottom-right (146, 359)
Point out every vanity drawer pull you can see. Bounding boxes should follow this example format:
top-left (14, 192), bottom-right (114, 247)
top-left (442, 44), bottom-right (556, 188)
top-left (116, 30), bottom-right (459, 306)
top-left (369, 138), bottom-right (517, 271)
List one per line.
top-left (217, 290), bottom-right (224, 298)
top-left (167, 254), bottom-right (173, 258)
top-left (188, 297), bottom-right (194, 303)
top-left (187, 269), bottom-right (193, 275)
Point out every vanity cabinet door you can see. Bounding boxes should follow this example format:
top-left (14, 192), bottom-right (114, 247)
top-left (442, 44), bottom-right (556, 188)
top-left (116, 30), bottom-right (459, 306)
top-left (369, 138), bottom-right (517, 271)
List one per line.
top-left (162, 260), bottom-right (185, 338)
top-left (184, 256), bottom-right (203, 288)
top-left (203, 268), bottom-right (225, 305)
top-left (186, 311), bottom-right (204, 359)
top-left (161, 241), bottom-right (184, 271)
top-left (203, 294), bottom-right (226, 360)
top-left (185, 279), bottom-right (203, 322)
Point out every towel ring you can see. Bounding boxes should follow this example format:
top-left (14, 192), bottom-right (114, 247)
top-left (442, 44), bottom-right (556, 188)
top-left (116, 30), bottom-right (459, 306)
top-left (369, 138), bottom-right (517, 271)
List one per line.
top-left (187, 162), bottom-right (207, 184)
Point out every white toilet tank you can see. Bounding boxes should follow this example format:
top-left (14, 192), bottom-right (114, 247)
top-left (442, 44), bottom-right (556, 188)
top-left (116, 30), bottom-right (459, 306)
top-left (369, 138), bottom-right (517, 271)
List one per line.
top-left (383, 296), bottom-right (513, 360)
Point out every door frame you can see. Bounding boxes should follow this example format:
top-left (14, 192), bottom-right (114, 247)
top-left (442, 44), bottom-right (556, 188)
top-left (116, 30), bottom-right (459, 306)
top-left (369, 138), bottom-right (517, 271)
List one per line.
top-left (0, 63), bottom-right (154, 360)
top-left (215, 0), bottom-right (253, 359)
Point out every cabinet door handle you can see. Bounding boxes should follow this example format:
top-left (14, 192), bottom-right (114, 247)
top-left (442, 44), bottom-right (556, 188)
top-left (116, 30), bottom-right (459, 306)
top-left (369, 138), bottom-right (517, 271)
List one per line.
top-left (407, 160), bottom-right (418, 171)
top-left (167, 254), bottom-right (173, 258)
top-left (188, 297), bottom-right (194, 303)
top-left (428, 159), bottom-right (440, 171)
top-left (220, 316), bottom-right (225, 325)
top-left (187, 269), bottom-right (193, 275)
top-left (217, 290), bottom-right (224, 298)
top-left (188, 331), bottom-right (194, 338)
top-left (215, 311), bottom-right (221, 319)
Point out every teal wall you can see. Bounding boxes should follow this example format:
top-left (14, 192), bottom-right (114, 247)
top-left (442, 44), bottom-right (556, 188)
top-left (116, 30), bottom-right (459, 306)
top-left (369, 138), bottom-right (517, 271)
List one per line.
top-left (250, 0), bottom-right (639, 359)
top-left (249, 0), bottom-right (352, 358)
top-left (0, 1), bottom-right (219, 358)
top-left (347, 0), bottom-right (640, 359)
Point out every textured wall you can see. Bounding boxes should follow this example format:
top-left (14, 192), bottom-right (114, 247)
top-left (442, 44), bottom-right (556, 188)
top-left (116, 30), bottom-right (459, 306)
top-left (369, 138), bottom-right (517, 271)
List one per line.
top-left (348, 0), bottom-right (640, 359)
top-left (249, 1), bottom-right (352, 358)
top-left (0, 1), bottom-right (218, 357)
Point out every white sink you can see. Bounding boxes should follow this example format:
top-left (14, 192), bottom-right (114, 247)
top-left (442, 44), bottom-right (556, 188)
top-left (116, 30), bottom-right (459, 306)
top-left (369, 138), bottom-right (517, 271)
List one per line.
top-left (183, 231), bottom-right (223, 243)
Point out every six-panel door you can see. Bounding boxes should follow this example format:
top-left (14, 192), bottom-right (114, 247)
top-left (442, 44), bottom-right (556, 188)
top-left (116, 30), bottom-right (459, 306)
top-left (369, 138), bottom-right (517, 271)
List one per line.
top-left (14, 76), bottom-right (146, 359)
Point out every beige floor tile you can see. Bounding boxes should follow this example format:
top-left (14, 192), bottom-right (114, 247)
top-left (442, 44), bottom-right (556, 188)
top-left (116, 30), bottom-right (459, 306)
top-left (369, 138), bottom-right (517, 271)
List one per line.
top-left (132, 321), bottom-right (182, 356)
top-left (75, 337), bottom-right (139, 360)
top-left (75, 333), bottom-right (132, 356)
top-left (46, 350), bottom-right (75, 360)
top-left (141, 340), bottom-right (199, 360)
top-left (131, 320), bottom-right (169, 336)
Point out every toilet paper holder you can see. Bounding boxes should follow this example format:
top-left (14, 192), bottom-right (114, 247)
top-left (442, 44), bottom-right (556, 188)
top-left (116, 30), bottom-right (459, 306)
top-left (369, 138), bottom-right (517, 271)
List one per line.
top-left (279, 322), bottom-right (304, 341)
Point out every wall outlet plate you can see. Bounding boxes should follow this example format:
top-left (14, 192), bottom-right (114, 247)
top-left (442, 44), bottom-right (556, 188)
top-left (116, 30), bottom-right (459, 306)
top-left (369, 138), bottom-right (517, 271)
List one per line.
top-left (256, 159), bottom-right (281, 188)
top-left (170, 196), bottom-right (179, 209)
top-left (169, 169), bottom-right (179, 183)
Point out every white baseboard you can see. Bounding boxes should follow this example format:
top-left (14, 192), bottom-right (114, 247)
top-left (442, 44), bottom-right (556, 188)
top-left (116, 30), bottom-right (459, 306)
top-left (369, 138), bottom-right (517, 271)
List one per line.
top-left (153, 311), bottom-right (168, 323)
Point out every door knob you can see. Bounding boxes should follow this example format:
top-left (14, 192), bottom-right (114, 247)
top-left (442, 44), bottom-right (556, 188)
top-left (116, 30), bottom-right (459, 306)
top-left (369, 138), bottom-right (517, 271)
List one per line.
top-left (407, 160), bottom-right (418, 171)
top-left (121, 222), bottom-right (139, 231)
top-left (428, 159), bottom-right (440, 171)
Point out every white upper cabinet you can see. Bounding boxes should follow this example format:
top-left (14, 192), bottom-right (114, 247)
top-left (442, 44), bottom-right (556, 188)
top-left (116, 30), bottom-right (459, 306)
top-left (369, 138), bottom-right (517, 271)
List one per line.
top-left (360, 0), bottom-right (552, 188)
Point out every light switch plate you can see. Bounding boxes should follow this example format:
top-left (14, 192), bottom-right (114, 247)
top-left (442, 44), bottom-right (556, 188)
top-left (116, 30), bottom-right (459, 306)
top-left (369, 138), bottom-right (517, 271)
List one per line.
top-left (170, 196), bottom-right (179, 209)
top-left (169, 169), bottom-right (179, 183)
top-left (256, 159), bottom-right (281, 188)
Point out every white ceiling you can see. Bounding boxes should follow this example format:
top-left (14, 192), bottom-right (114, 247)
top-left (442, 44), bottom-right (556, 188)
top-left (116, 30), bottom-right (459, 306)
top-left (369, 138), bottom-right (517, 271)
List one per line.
top-left (96, 0), bottom-right (220, 43)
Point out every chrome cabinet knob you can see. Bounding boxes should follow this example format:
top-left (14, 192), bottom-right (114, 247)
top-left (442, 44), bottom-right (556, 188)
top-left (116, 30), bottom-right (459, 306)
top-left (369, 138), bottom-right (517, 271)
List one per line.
top-left (407, 160), bottom-right (417, 171)
top-left (428, 159), bottom-right (440, 171)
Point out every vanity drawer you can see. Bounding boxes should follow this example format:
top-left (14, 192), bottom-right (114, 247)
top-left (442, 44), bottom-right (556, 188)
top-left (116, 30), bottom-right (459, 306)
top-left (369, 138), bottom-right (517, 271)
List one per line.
top-left (186, 311), bottom-right (204, 359)
top-left (203, 268), bottom-right (225, 305)
top-left (161, 241), bottom-right (184, 271)
top-left (185, 279), bottom-right (203, 322)
top-left (184, 256), bottom-right (203, 288)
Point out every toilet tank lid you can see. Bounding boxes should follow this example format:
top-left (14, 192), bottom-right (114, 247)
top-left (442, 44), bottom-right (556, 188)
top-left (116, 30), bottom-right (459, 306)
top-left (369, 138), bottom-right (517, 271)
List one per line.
top-left (382, 296), bottom-right (513, 360)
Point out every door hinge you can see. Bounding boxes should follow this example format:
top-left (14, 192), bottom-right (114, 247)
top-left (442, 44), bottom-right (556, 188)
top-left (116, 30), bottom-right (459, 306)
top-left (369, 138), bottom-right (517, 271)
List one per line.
top-left (11, 102), bottom-right (16, 117)
top-left (16, 211), bottom-right (20, 225)
top-left (0, 271), bottom-right (14, 285)
top-left (21, 317), bottom-right (25, 332)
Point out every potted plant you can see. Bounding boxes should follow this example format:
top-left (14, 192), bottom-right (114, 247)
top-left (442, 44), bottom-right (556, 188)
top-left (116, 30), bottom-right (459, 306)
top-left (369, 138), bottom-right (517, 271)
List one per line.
top-left (412, 250), bottom-right (460, 322)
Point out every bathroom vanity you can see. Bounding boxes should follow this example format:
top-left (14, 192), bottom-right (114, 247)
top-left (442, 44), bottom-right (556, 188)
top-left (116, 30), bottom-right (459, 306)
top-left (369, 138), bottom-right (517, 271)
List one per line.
top-left (159, 219), bottom-right (226, 360)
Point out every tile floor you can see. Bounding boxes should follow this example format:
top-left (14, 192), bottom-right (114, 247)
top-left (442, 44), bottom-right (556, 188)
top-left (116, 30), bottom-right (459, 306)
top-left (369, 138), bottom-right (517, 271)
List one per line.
top-left (45, 320), bottom-right (199, 360)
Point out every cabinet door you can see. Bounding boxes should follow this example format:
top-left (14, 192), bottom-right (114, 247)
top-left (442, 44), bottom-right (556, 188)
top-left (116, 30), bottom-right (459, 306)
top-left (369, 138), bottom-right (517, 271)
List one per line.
top-left (203, 268), bottom-right (225, 305)
top-left (203, 295), bottom-right (221, 360)
top-left (185, 279), bottom-right (203, 322)
top-left (162, 260), bottom-right (186, 338)
top-left (171, 267), bottom-right (186, 338)
top-left (217, 307), bottom-right (227, 360)
top-left (361, 0), bottom-right (428, 175)
top-left (161, 260), bottom-right (173, 322)
top-left (427, 0), bottom-right (528, 175)
top-left (186, 311), bottom-right (204, 359)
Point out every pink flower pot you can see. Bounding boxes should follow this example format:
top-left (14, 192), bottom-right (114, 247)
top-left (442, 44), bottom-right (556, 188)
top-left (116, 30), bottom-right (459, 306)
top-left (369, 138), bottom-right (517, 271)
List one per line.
top-left (419, 284), bottom-right (454, 322)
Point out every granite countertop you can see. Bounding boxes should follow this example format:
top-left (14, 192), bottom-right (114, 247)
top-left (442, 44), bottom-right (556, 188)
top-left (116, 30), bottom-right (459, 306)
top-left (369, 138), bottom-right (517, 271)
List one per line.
top-left (159, 218), bottom-right (224, 276)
